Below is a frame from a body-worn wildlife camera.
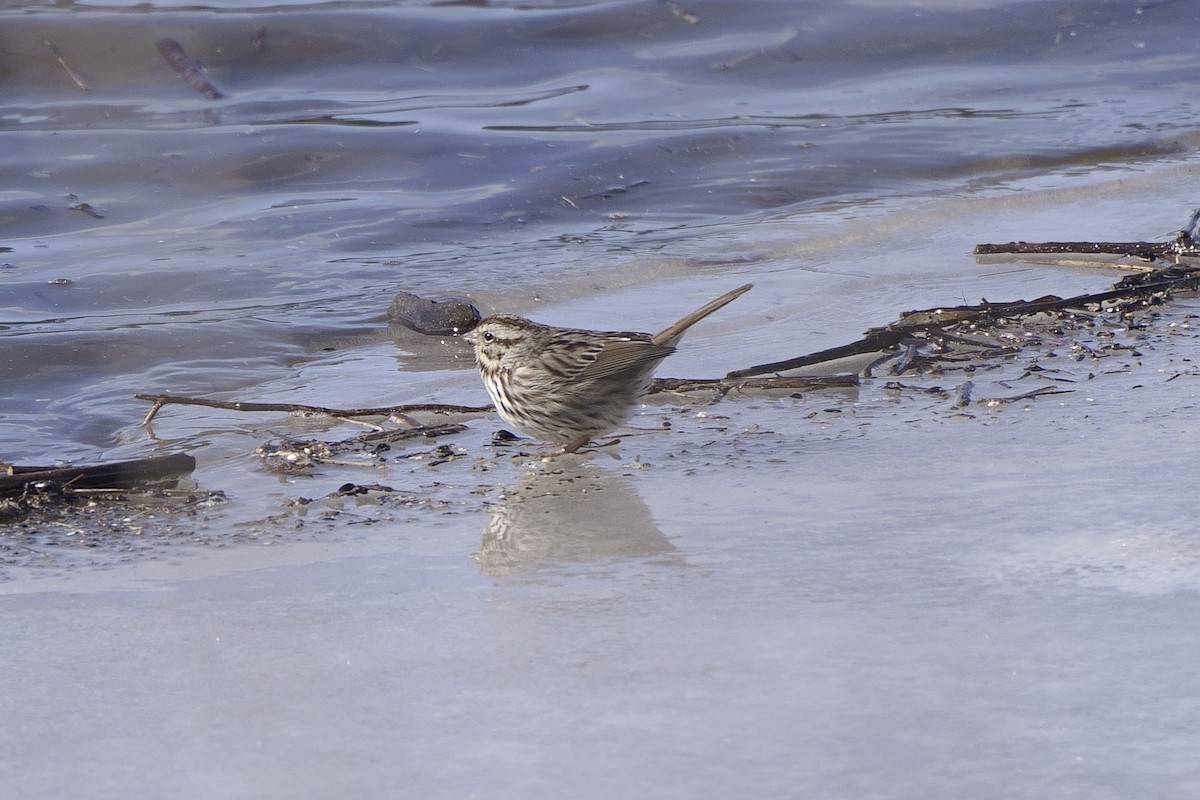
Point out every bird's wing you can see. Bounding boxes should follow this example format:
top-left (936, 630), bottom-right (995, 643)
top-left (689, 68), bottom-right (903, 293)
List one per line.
top-left (535, 334), bottom-right (610, 381)
top-left (579, 337), bottom-right (676, 381)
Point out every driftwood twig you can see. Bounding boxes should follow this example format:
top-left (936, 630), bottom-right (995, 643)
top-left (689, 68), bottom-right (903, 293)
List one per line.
top-left (136, 393), bottom-right (492, 426)
top-left (649, 374), bottom-right (858, 394)
top-left (1, 453), bottom-right (196, 498)
top-left (978, 386), bottom-right (1074, 405)
top-left (156, 39), bottom-right (224, 99)
top-left (973, 209), bottom-right (1200, 261)
top-left (973, 240), bottom-right (1176, 260)
top-left (728, 261), bottom-right (1200, 379)
top-left (43, 40), bottom-right (88, 90)
top-left (256, 424), bottom-right (467, 471)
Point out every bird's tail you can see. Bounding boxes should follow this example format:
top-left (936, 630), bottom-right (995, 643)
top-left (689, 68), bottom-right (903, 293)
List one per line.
top-left (652, 283), bottom-right (753, 347)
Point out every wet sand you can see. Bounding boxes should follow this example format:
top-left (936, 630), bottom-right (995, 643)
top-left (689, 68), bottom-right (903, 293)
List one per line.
top-left (8, 345), bottom-right (1200, 798)
top-left (8, 177), bottom-right (1200, 795)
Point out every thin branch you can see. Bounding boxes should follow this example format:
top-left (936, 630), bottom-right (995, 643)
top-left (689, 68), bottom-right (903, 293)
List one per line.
top-left (974, 210), bottom-right (1200, 260)
top-left (256, 424), bottom-right (466, 471)
top-left (135, 393), bottom-right (492, 425)
top-left (347, 423), bottom-right (467, 444)
top-left (727, 262), bottom-right (1200, 379)
top-left (43, 40), bottom-right (88, 91)
top-left (649, 374), bottom-right (858, 394)
top-left (978, 386), bottom-right (1074, 405)
top-left (155, 38), bottom-right (224, 99)
top-left (972, 240), bottom-right (1175, 260)
top-left (725, 329), bottom-right (910, 379)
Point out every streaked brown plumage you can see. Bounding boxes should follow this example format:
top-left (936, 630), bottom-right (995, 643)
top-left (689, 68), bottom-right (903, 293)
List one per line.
top-left (472, 283), bottom-right (752, 452)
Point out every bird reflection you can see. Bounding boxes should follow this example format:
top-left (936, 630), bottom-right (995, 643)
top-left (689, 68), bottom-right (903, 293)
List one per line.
top-left (476, 464), bottom-right (677, 576)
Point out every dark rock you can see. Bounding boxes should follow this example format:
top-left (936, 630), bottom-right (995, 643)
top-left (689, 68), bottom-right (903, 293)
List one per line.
top-left (386, 291), bottom-right (481, 335)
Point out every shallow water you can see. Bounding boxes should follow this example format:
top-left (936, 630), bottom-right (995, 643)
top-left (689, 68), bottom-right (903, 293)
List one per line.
top-left (4, 0), bottom-right (1200, 797)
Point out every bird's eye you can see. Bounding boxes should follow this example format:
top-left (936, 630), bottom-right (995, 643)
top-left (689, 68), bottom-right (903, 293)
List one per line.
top-left (483, 332), bottom-right (494, 343)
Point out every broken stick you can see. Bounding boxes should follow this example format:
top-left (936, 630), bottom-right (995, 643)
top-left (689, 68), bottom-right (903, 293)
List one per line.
top-left (1, 453), bottom-right (196, 497)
